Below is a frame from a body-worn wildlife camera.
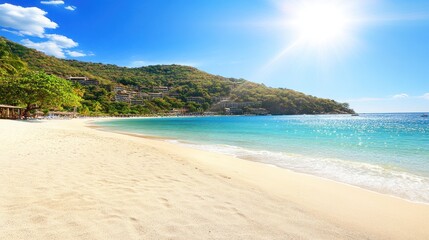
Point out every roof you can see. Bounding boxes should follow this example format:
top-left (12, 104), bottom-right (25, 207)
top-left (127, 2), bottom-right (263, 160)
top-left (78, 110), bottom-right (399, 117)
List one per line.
top-left (0, 104), bottom-right (23, 109)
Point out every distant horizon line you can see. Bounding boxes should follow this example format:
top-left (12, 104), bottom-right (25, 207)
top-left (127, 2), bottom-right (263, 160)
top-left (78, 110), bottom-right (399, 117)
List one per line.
top-left (353, 111), bottom-right (429, 114)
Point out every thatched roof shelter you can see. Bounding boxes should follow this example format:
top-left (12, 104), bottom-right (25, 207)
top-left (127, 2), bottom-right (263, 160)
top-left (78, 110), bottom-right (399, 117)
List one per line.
top-left (0, 104), bottom-right (23, 119)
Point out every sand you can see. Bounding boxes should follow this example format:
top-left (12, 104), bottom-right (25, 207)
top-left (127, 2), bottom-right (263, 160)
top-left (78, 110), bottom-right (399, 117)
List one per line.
top-left (0, 118), bottom-right (428, 240)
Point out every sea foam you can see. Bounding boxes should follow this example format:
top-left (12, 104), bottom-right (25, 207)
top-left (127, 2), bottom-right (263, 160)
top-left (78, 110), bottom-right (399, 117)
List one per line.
top-left (171, 140), bottom-right (429, 204)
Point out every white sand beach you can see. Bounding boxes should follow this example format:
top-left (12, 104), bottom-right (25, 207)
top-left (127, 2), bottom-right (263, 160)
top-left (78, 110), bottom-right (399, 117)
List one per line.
top-left (1, 119), bottom-right (429, 240)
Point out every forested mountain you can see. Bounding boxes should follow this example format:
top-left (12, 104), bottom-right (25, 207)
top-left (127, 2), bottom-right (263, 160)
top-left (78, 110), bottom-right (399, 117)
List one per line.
top-left (0, 37), bottom-right (354, 115)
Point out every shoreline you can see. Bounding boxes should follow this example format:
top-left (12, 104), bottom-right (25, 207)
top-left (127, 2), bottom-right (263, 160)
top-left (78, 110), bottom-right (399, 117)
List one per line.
top-left (1, 118), bottom-right (429, 239)
top-left (85, 119), bottom-right (429, 239)
top-left (91, 117), bottom-right (429, 205)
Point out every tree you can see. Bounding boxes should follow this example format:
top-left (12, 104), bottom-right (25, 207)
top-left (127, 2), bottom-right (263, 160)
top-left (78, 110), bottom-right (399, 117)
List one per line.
top-left (0, 54), bottom-right (26, 76)
top-left (92, 101), bottom-right (103, 113)
top-left (0, 71), bottom-right (82, 118)
top-left (0, 38), bottom-right (27, 76)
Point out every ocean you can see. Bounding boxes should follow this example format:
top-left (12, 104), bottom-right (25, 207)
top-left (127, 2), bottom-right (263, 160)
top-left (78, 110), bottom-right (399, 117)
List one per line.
top-left (96, 113), bottom-right (429, 203)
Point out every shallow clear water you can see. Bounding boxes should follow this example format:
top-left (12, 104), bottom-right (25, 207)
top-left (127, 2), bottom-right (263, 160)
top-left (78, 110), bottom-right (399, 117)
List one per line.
top-left (97, 113), bottom-right (429, 203)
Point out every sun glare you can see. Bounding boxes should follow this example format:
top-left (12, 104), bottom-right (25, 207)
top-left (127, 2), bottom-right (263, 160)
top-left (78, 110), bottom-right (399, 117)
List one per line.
top-left (291, 2), bottom-right (351, 46)
top-left (262, 0), bottom-right (361, 68)
top-left (260, 0), bottom-right (366, 74)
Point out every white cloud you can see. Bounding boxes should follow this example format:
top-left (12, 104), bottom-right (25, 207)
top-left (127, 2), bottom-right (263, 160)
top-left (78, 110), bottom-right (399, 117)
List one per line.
top-left (393, 93), bottom-right (409, 99)
top-left (22, 34), bottom-right (78, 58)
top-left (22, 39), bottom-right (65, 58)
top-left (65, 50), bottom-right (86, 57)
top-left (422, 93), bottom-right (429, 100)
top-left (0, 3), bottom-right (58, 37)
top-left (64, 5), bottom-right (76, 11)
top-left (1, 28), bottom-right (23, 36)
top-left (45, 34), bottom-right (78, 48)
top-left (22, 36), bottom-right (92, 58)
top-left (40, 1), bottom-right (64, 5)
top-left (1, 3), bottom-right (91, 59)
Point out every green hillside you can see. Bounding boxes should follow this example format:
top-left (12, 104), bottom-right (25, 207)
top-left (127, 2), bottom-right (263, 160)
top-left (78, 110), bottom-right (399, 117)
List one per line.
top-left (1, 37), bottom-right (104, 82)
top-left (0, 36), bottom-right (354, 115)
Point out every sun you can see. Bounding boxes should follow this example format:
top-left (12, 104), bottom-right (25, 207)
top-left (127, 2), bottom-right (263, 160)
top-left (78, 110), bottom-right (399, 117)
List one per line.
top-left (260, 0), bottom-right (364, 72)
top-left (280, 0), bottom-right (360, 50)
top-left (292, 3), bottom-right (350, 46)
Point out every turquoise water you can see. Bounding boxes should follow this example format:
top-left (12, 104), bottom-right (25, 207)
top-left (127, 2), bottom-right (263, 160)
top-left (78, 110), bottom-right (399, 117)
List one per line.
top-left (97, 113), bottom-right (429, 203)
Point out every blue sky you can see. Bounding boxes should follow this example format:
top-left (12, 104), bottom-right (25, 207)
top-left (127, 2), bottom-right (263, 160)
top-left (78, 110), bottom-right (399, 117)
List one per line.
top-left (0, 0), bottom-right (428, 112)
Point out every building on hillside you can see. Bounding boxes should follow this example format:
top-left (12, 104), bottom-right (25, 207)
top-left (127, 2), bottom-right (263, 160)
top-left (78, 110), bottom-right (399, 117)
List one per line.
top-left (85, 79), bottom-right (100, 85)
top-left (148, 93), bottom-right (163, 99)
top-left (138, 85), bottom-right (150, 91)
top-left (114, 85), bottom-right (126, 92)
top-left (115, 92), bottom-right (131, 103)
top-left (167, 92), bottom-right (180, 98)
top-left (0, 104), bottom-right (23, 119)
top-left (141, 93), bottom-right (150, 99)
top-left (153, 86), bottom-right (169, 93)
top-left (212, 97), bottom-right (229, 103)
top-left (114, 90), bottom-right (146, 105)
top-left (129, 91), bottom-right (141, 98)
top-left (130, 85), bottom-right (140, 91)
top-left (130, 99), bottom-right (144, 105)
top-left (225, 107), bottom-right (243, 115)
top-left (186, 97), bottom-right (205, 104)
top-left (67, 76), bottom-right (99, 86)
top-left (68, 76), bottom-right (89, 81)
